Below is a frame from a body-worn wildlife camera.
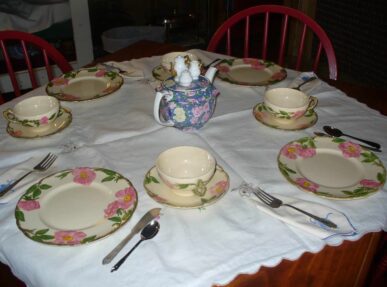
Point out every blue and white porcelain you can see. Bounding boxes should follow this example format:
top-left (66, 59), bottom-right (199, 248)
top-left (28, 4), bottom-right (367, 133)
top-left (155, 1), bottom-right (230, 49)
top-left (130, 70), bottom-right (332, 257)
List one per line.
top-left (153, 67), bottom-right (219, 131)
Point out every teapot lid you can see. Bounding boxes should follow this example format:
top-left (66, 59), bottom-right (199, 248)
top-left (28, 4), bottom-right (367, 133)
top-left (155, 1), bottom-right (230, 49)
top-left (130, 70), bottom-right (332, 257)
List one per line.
top-left (162, 75), bottom-right (210, 92)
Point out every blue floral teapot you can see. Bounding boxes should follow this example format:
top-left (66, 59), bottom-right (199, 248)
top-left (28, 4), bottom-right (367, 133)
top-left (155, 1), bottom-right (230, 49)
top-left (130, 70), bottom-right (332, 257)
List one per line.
top-left (153, 67), bottom-right (219, 131)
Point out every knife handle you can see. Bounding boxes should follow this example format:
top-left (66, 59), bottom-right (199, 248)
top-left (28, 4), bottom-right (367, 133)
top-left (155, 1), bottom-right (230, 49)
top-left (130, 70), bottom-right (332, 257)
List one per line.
top-left (102, 230), bottom-right (136, 265)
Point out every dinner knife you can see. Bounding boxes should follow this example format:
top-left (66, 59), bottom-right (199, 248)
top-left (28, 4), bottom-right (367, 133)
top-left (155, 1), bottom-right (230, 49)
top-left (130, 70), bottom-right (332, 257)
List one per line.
top-left (102, 208), bottom-right (161, 265)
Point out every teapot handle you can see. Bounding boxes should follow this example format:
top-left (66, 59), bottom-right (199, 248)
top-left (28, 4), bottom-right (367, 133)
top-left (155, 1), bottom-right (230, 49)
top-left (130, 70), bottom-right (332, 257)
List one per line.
top-left (153, 91), bottom-right (174, 127)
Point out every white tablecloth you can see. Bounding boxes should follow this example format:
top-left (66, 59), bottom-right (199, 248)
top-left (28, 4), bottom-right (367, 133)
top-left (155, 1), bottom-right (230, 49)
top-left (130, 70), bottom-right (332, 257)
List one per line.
top-left (0, 49), bottom-right (386, 287)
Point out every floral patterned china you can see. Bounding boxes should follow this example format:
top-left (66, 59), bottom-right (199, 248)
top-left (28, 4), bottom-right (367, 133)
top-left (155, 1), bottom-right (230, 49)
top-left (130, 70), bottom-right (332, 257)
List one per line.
top-left (278, 136), bottom-right (386, 199)
top-left (152, 65), bottom-right (172, 81)
top-left (46, 68), bottom-right (123, 101)
top-left (144, 165), bottom-right (229, 209)
top-left (154, 68), bottom-right (219, 131)
top-left (216, 58), bottom-right (287, 86)
top-left (253, 103), bottom-right (317, 130)
top-left (6, 107), bottom-right (72, 139)
top-left (15, 167), bottom-right (138, 245)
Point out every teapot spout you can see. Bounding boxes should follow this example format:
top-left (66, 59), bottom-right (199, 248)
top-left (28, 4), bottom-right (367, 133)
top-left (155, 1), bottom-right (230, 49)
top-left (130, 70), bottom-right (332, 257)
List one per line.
top-left (204, 67), bottom-right (217, 83)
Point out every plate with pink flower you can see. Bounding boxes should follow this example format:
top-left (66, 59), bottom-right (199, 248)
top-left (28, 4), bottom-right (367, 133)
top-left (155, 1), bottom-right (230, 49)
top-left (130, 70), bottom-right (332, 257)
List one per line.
top-left (144, 165), bottom-right (229, 209)
top-left (15, 167), bottom-right (137, 245)
top-left (46, 68), bottom-right (123, 101)
top-left (278, 136), bottom-right (386, 200)
top-left (215, 58), bottom-right (287, 86)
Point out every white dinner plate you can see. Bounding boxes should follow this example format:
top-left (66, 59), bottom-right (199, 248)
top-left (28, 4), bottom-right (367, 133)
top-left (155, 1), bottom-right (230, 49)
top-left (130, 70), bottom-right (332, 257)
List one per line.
top-left (278, 136), bottom-right (386, 199)
top-left (16, 167), bottom-right (137, 245)
top-left (46, 68), bottom-right (123, 101)
top-left (216, 58), bottom-right (287, 86)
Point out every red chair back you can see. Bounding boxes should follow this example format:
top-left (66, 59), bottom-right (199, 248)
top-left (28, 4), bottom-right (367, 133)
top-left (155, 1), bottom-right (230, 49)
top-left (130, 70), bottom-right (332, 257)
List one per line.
top-left (0, 30), bottom-right (73, 103)
top-left (207, 5), bottom-right (337, 80)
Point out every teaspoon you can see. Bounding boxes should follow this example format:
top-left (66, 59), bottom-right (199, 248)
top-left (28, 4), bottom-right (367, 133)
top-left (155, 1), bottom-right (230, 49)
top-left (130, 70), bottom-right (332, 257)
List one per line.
top-left (323, 126), bottom-right (381, 149)
top-left (111, 221), bottom-right (160, 272)
top-left (293, 76), bottom-right (317, 90)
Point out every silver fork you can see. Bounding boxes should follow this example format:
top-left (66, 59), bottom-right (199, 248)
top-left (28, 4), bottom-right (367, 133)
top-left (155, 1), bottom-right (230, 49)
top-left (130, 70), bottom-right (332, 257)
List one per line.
top-left (252, 187), bottom-right (337, 228)
top-left (0, 153), bottom-right (57, 198)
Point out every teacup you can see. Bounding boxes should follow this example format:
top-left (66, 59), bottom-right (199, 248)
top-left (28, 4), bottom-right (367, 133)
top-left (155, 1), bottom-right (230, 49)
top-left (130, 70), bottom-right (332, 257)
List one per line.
top-left (263, 88), bottom-right (318, 120)
top-left (161, 52), bottom-right (198, 72)
top-left (156, 146), bottom-right (216, 197)
top-left (3, 95), bottom-right (60, 128)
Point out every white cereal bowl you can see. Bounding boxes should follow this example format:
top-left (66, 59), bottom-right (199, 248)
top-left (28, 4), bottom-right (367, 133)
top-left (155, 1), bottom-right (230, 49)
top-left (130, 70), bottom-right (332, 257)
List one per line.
top-left (156, 146), bottom-right (216, 197)
top-left (161, 52), bottom-right (198, 71)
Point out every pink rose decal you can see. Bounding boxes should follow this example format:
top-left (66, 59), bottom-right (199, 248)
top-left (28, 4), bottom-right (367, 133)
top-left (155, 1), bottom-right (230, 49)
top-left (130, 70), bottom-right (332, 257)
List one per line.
top-left (295, 178), bottom-right (319, 192)
top-left (116, 187), bottom-right (137, 209)
top-left (298, 147), bottom-right (316, 158)
top-left (104, 200), bottom-right (121, 218)
top-left (18, 200), bottom-right (40, 211)
top-left (338, 142), bottom-right (361, 158)
top-left (292, 110), bottom-right (305, 119)
top-left (104, 187), bottom-right (136, 218)
top-left (243, 58), bottom-right (265, 70)
top-left (51, 77), bottom-right (69, 86)
top-left (209, 180), bottom-right (229, 195)
top-left (360, 179), bottom-right (381, 188)
top-left (95, 69), bottom-right (106, 77)
top-left (40, 116), bottom-right (49, 125)
top-left (72, 168), bottom-right (96, 185)
top-left (54, 230), bottom-right (87, 245)
top-left (281, 143), bottom-right (302, 159)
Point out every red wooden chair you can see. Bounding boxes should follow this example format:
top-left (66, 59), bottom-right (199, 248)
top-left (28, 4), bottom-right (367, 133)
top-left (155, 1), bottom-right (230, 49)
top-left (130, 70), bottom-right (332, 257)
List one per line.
top-left (0, 30), bottom-right (73, 104)
top-left (207, 5), bottom-right (337, 80)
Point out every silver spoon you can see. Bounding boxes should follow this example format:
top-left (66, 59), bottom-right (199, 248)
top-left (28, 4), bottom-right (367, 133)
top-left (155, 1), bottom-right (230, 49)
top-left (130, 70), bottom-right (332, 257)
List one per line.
top-left (323, 126), bottom-right (381, 149)
top-left (111, 221), bottom-right (160, 272)
top-left (292, 76), bottom-right (317, 90)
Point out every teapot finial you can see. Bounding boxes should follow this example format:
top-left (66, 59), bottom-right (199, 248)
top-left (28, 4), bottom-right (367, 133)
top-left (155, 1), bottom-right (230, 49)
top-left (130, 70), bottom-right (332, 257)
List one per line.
top-left (174, 56), bottom-right (187, 82)
top-left (179, 70), bottom-right (193, 87)
top-left (189, 60), bottom-right (201, 80)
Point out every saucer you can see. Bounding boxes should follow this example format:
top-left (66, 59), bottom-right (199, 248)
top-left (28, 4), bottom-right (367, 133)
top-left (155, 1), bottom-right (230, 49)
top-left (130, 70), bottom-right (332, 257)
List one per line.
top-left (144, 165), bottom-right (229, 209)
top-left (253, 103), bottom-right (317, 131)
top-left (7, 107), bottom-right (72, 139)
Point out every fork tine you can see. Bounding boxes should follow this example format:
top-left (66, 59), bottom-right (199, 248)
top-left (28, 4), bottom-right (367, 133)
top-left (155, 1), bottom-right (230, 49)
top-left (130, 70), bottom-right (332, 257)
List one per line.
top-left (252, 190), bottom-right (271, 205)
top-left (42, 154), bottom-right (57, 169)
top-left (35, 153), bottom-right (52, 167)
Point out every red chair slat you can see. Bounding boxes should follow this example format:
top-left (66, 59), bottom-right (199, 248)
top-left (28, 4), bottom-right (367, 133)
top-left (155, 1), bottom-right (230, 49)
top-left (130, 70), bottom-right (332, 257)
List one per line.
top-left (207, 5), bottom-right (338, 80)
top-left (0, 30), bottom-right (73, 103)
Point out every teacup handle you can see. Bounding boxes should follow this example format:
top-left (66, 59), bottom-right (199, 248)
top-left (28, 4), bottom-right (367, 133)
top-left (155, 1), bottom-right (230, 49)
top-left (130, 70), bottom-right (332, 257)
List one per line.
top-left (307, 96), bottom-right (318, 110)
top-left (153, 90), bottom-right (174, 127)
top-left (2, 109), bottom-right (18, 123)
top-left (191, 165), bottom-right (220, 197)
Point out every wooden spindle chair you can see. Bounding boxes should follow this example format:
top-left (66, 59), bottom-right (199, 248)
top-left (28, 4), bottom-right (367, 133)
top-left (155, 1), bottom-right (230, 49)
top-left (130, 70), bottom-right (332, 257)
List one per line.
top-left (207, 5), bottom-right (337, 80)
top-left (0, 30), bottom-right (73, 104)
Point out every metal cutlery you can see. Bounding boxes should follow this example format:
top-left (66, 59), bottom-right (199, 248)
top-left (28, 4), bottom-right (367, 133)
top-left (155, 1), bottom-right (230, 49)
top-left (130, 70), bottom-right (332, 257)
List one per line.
top-left (204, 58), bottom-right (221, 69)
top-left (323, 126), bottom-right (381, 150)
top-left (100, 62), bottom-right (127, 74)
top-left (0, 153), bottom-right (57, 198)
top-left (111, 220), bottom-right (160, 272)
top-left (313, 132), bottom-right (381, 152)
top-left (252, 187), bottom-right (338, 229)
top-left (102, 208), bottom-right (161, 265)
top-left (292, 76), bottom-right (317, 90)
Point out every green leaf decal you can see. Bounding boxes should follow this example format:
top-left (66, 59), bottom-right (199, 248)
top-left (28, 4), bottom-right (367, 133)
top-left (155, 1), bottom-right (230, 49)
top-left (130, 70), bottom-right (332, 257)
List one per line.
top-left (15, 210), bottom-right (25, 222)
